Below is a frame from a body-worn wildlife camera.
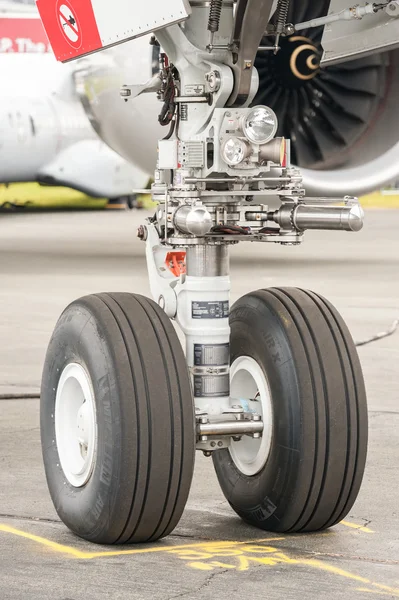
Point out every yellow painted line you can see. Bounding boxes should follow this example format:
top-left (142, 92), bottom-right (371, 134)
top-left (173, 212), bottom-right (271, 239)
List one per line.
top-left (0, 524), bottom-right (283, 560)
top-left (340, 520), bottom-right (374, 534)
top-left (1, 523), bottom-right (398, 596)
top-left (302, 558), bottom-right (371, 583)
top-left (84, 537), bottom-right (285, 560)
top-left (297, 559), bottom-right (399, 597)
top-left (0, 524), bottom-right (88, 559)
top-left (357, 587), bottom-right (399, 596)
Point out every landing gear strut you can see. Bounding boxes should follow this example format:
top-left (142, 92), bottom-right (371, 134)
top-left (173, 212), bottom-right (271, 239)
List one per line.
top-left (40, 0), bottom-right (368, 544)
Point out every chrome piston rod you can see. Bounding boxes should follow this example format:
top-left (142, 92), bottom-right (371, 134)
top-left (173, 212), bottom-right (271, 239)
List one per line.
top-left (271, 203), bottom-right (364, 232)
top-left (197, 420), bottom-right (264, 436)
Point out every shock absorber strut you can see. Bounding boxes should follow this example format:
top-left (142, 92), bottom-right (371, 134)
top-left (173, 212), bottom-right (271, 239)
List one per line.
top-left (274, 0), bottom-right (290, 52)
top-left (208, 0), bottom-right (223, 48)
top-left (176, 245), bottom-right (231, 417)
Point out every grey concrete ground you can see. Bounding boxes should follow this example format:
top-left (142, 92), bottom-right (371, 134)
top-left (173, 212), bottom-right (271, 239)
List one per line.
top-left (0, 209), bottom-right (398, 599)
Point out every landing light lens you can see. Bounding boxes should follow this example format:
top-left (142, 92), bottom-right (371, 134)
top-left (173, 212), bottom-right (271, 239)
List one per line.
top-left (243, 106), bottom-right (278, 145)
top-left (221, 137), bottom-right (249, 166)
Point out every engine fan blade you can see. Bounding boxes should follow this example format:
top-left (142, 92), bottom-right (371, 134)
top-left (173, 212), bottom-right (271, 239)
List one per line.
top-left (252, 0), bottom-right (387, 169)
top-left (320, 68), bottom-right (381, 95)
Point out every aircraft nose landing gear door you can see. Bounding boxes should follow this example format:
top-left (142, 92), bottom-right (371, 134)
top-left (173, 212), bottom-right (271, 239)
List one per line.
top-left (38, 0), bottom-right (368, 545)
top-left (36, 0), bottom-right (191, 62)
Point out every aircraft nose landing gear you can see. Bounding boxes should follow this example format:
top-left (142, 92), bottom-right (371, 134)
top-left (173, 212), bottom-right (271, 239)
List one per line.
top-left (39, 0), bottom-right (368, 545)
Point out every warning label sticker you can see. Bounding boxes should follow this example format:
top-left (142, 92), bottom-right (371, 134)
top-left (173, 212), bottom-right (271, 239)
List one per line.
top-left (194, 374), bottom-right (230, 398)
top-left (184, 84), bottom-right (205, 95)
top-left (194, 343), bottom-right (229, 366)
top-left (192, 301), bottom-right (229, 320)
top-left (58, 2), bottom-right (81, 48)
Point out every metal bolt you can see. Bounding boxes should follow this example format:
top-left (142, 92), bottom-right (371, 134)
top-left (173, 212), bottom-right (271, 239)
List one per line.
top-left (200, 435), bottom-right (208, 442)
top-left (217, 441), bottom-right (223, 447)
top-left (252, 432), bottom-right (261, 439)
top-left (203, 451), bottom-right (212, 457)
top-left (386, 1), bottom-right (399, 14)
top-left (210, 441), bottom-right (216, 447)
top-left (206, 70), bottom-right (221, 92)
top-left (252, 414), bottom-right (261, 421)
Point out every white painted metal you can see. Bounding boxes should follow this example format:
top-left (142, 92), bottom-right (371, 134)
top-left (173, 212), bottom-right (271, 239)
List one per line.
top-left (55, 363), bottom-right (98, 488)
top-left (91, 0), bottom-right (191, 46)
top-left (176, 275), bottom-right (231, 415)
top-left (229, 356), bottom-right (273, 476)
top-left (145, 223), bottom-right (180, 318)
top-left (322, 0), bottom-right (399, 65)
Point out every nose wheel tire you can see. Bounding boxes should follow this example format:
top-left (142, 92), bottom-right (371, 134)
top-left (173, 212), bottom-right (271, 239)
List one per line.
top-left (213, 287), bottom-right (368, 533)
top-left (41, 293), bottom-right (195, 544)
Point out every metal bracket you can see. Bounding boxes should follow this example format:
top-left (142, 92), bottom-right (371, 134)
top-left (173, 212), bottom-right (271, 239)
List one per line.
top-left (120, 74), bottom-right (162, 101)
top-left (227, 0), bottom-right (275, 106)
top-left (145, 223), bottom-right (182, 317)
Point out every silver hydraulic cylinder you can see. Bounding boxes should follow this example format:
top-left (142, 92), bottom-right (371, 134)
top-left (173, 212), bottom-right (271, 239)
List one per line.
top-left (272, 202), bottom-right (364, 232)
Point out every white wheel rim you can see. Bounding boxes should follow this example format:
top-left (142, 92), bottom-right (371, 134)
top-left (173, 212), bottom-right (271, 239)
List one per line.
top-left (229, 356), bottom-right (273, 476)
top-left (55, 363), bottom-right (98, 488)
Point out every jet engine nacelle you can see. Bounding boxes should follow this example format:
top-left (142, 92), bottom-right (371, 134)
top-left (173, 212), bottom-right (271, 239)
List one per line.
top-left (254, 0), bottom-right (399, 195)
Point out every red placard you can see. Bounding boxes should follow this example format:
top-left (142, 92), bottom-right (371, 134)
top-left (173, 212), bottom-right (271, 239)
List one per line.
top-left (36, 0), bottom-right (102, 62)
top-left (0, 17), bottom-right (51, 53)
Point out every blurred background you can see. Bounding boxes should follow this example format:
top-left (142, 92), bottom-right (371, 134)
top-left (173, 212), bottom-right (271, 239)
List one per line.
top-left (2, 0), bottom-right (399, 212)
top-left (0, 0), bottom-right (153, 212)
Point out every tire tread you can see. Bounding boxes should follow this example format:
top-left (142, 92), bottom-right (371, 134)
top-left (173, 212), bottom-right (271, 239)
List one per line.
top-left (213, 286), bottom-right (367, 534)
top-left (42, 292), bottom-right (194, 545)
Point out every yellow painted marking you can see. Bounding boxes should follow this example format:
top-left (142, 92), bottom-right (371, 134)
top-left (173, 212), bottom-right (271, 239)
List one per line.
top-left (302, 558), bottom-right (370, 583)
top-left (357, 588), bottom-right (399, 597)
top-left (340, 520), bottom-right (374, 534)
top-left (373, 583), bottom-right (399, 595)
top-left (208, 561), bottom-right (237, 569)
top-left (84, 538), bottom-right (285, 560)
top-left (300, 560), bottom-right (399, 597)
top-left (1, 522), bottom-right (398, 597)
top-left (183, 548), bottom-right (399, 596)
top-left (0, 524), bottom-right (88, 559)
top-left (0, 525), bottom-right (282, 560)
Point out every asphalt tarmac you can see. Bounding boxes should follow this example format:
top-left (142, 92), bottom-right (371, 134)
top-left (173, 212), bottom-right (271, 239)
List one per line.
top-left (0, 209), bottom-right (398, 600)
